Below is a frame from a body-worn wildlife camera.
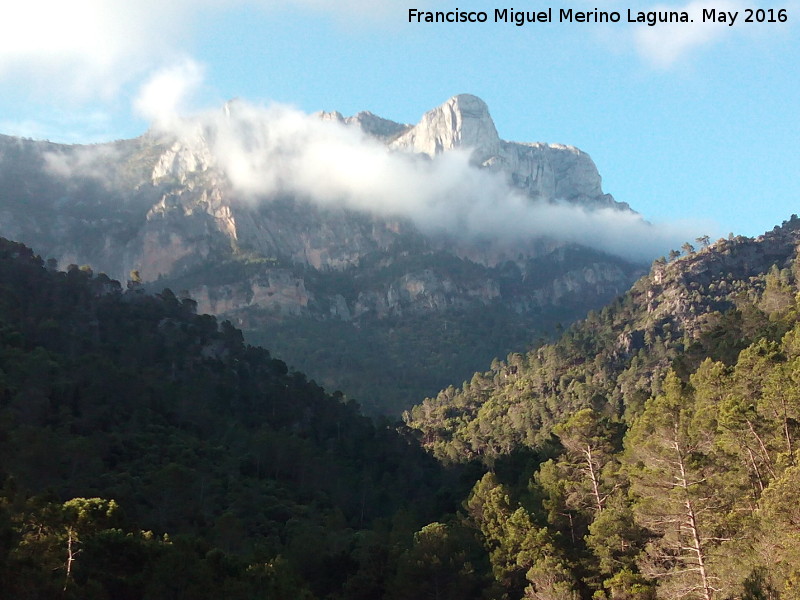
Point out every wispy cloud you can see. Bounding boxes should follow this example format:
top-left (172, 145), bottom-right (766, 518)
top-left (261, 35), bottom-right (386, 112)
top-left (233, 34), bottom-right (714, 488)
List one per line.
top-left (0, 0), bottom-right (197, 100)
top-left (133, 59), bottom-right (206, 127)
top-left (139, 85), bottom-right (711, 262)
top-left (573, 0), bottom-right (792, 67)
top-left (0, 0), bottom-right (403, 102)
top-left (630, 0), bottom-right (788, 67)
top-left (42, 145), bottom-right (123, 181)
top-left (633, 0), bottom-right (740, 66)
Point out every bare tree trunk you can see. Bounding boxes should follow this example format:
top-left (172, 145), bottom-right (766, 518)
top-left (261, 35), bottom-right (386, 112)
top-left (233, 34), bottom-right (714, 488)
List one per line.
top-left (744, 445), bottom-right (765, 495)
top-left (747, 420), bottom-right (776, 478)
top-left (674, 439), bottom-right (713, 600)
top-left (64, 526), bottom-right (77, 592)
top-left (781, 396), bottom-right (794, 463)
top-left (583, 445), bottom-right (604, 513)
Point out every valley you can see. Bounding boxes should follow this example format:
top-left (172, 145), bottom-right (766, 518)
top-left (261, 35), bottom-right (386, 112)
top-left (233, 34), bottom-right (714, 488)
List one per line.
top-left (0, 94), bottom-right (647, 414)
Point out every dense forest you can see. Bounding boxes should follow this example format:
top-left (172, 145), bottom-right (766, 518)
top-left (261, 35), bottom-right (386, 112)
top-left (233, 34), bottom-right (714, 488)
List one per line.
top-left (156, 237), bottom-right (636, 418)
top-left (0, 237), bottom-right (465, 598)
top-left (404, 217), bottom-right (800, 598)
top-left (2, 216), bottom-right (800, 599)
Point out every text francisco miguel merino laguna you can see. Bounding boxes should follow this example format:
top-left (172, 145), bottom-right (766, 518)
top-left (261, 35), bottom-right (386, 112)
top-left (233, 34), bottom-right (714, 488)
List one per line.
top-left (408, 7), bottom-right (788, 26)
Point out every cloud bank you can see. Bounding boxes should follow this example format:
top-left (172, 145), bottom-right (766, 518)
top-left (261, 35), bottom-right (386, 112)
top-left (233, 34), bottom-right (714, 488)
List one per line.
top-left (0, 0), bottom-right (194, 100)
top-left (0, 0), bottom-right (405, 102)
top-left (144, 90), bottom-right (709, 263)
top-left (134, 60), bottom-right (206, 126)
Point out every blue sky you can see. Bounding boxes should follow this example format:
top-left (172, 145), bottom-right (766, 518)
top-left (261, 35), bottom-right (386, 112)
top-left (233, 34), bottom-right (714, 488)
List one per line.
top-left (1, 0), bottom-right (798, 240)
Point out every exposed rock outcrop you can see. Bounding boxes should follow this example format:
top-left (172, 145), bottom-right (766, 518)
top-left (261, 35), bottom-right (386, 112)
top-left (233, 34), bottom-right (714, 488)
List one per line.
top-left (0, 94), bottom-right (644, 323)
top-left (0, 96), bottom-right (647, 413)
top-left (391, 94), bottom-right (501, 159)
top-left (390, 94), bottom-right (623, 209)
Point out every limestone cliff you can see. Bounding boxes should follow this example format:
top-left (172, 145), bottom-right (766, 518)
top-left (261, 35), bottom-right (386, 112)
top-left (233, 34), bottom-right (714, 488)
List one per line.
top-left (390, 94), bottom-right (502, 159)
top-left (389, 94), bottom-right (622, 209)
top-left (0, 95), bottom-right (646, 414)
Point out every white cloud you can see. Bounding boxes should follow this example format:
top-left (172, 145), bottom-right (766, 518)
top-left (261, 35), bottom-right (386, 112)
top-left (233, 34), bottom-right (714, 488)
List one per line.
top-left (633, 0), bottom-right (746, 66)
top-left (151, 99), bottom-right (708, 262)
top-left (583, 0), bottom-right (792, 67)
top-left (0, 0), bottom-right (196, 100)
top-left (42, 145), bottom-right (122, 180)
top-left (0, 0), bottom-right (725, 259)
top-left (0, 0), bottom-right (407, 120)
top-left (133, 60), bottom-right (205, 127)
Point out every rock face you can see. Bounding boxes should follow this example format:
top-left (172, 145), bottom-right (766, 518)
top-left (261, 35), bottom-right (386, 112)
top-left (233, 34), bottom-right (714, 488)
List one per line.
top-left (389, 94), bottom-right (621, 209)
top-left (391, 94), bottom-right (501, 158)
top-left (319, 109), bottom-right (409, 141)
top-left (0, 95), bottom-right (646, 414)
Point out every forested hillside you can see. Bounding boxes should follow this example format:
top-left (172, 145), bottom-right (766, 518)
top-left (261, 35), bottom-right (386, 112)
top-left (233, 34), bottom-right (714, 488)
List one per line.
top-left (0, 237), bottom-right (463, 599)
top-left (3, 214), bottom-right (800, 599)
top-left (406, 220), bottom-right (800, 461)
top-left (0, 98), bottom-right (646, 418)
top-left (401, 216), bottom-right (800, 598)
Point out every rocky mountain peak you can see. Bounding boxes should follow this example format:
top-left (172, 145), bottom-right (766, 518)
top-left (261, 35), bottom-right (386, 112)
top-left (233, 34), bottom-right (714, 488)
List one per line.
top-left (317, 109), bottom-right (409, 141)
top-left (388, 94), bottom-right (623, 209)
top-left (390, 94), bottom-right (501, 161)
top-left (347, 111), bottom-right (409, 141)
top-left (0, 95), bottom-right (648, 415)
top-left (150, 133), bottom-right (214, 186)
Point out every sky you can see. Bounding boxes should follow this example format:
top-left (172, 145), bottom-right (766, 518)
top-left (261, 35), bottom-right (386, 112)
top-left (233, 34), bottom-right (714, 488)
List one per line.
top-left (0, 0), bottom-right (798, 242)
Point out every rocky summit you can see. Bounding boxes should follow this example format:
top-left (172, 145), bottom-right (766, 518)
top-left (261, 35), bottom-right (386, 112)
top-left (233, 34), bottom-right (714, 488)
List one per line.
top-left (0, 95), bottom-right (645, 414)
top-left (326, 94), bottom-right (624, 210)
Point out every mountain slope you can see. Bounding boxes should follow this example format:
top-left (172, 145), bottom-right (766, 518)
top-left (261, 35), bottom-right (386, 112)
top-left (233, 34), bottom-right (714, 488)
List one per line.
top-left (0, 95), bottom-right (647, 414)
top-left (405, 216), bottom-right (800, 461)
top-left (4, 214), bottom-right (800, 599)
top-left (0, 236), bottom-right (460, 598)
top-left (396, 216), bottom-right (800, 599)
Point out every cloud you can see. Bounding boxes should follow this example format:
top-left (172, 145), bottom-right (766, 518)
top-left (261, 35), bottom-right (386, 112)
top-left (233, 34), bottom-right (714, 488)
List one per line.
top-left (0, 0), bottom-right (196, 100)
top-left (585, 0), bottom-right (792, 67)
top-left (3, 0), bottom-right (711, 262)
top-left (42, 145), bottom-right (123, 182)
top-left (632, 0), bottom-right (746, 66)
top-left (0, 0), bottom-right (404, 103)
top-left (133, 60), bottom-right (205, 127)
top-left (150, 99), bottom-right (708, 262)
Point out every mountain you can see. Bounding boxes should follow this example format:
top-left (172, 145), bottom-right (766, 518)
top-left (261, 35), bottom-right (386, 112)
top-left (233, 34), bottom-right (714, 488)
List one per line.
top-left (404, 217), bottom-right (800, 461)
top-left (400, 215), bottom-right (800, 598)
top-left (4, 213), bottom-right (800, 599)
top-left (328, 94), bottom-right (624, 210)
top-left (0, 94), bottom-right (646, 414)
top-left (0, 236), bottom-right (461, 599)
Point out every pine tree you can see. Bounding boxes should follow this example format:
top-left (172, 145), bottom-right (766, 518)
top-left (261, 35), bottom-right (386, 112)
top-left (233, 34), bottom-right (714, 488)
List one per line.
top-left (552, 408), bottom-right (619, 515)
top-left (625, 372), bottom-right (723, 600)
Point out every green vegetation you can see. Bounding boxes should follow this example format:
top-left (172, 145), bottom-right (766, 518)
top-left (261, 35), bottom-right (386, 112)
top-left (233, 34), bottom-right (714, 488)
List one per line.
top-left (209, 244), bottom-right (638, 416)
top-left (399, 216), bottom-right (800, 598)
top-left (245, 303), bottom-right (570, 416)
top-left (0, 237), bottom-right (463, 598)
top-left (4, 214), bottom-right (800, 599)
